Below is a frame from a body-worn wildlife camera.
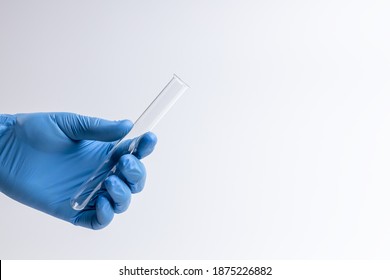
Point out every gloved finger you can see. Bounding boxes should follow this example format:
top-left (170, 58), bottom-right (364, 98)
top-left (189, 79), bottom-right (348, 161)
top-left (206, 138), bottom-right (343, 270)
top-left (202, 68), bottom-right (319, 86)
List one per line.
top-left (117, 154), bottom-right (146, 194)
top-left (54, 112), bottom-right (132, 142)
top-left (73, 195), bottom-right (114, 230)
top-left (0, 114), bottom-right (15, 136)
top-left (132, 132), bottom-right (158, 159)
top-left (104, 175), bottom-right (132, 214)
top-left (110, 132), bottom-right (157, 161)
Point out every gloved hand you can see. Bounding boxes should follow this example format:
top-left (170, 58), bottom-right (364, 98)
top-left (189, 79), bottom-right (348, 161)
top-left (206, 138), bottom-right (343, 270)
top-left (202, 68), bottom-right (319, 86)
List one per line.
top-left (0, 112), bottom-right (157, 230)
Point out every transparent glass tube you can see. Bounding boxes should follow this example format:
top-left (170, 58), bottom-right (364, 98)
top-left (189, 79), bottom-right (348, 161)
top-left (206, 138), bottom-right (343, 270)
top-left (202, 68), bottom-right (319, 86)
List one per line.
top-left (71, 74), bottom-right (189, 210)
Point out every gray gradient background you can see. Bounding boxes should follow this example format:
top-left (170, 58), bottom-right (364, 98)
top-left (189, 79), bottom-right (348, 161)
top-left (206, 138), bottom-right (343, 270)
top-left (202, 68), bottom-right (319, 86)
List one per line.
top-left (1, 0), bottom-right (390, 259)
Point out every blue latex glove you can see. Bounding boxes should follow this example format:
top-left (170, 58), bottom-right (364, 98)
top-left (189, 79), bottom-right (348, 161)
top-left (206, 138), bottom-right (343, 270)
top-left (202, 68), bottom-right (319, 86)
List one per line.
top-left (0, 112), bottom-right (157, 230)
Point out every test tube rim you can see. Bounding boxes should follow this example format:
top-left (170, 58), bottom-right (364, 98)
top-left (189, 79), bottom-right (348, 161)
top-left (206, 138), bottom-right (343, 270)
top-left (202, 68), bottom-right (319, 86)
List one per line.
top-left (173, 74), bottom-right (190, 89)
top-left (131, 74), bottom-right (189, 130)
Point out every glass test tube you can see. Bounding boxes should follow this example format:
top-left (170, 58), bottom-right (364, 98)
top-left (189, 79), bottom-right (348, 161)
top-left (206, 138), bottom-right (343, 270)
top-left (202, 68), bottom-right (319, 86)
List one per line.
top-left (70, 74), bottom-right (189, 211)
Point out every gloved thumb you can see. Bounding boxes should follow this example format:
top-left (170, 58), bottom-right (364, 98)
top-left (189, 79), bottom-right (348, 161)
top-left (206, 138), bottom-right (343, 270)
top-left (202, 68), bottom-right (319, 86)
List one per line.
top-left (54, 113), bottom-right (132, 142)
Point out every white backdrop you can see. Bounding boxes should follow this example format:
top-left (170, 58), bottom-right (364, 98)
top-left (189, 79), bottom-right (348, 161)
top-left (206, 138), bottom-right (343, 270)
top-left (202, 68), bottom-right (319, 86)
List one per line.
top-left (1, 0), bottom-right (390, 259)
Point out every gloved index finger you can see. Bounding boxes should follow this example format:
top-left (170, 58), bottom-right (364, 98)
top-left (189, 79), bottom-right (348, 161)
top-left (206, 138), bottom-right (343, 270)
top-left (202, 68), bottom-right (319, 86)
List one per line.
top-left (110, 132), bottom-right (157, 161)
top-left (132, 132), bottom-right (158, 159)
